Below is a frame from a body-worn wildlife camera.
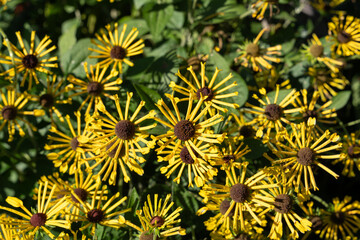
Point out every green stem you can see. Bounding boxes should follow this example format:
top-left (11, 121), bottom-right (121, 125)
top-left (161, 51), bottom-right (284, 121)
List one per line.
top-left (335, 117), bottom-right (349, 136)
top-left (0, 28), bottom-right (18, 87)
top-left (311, 194), bottom-right (329, 208)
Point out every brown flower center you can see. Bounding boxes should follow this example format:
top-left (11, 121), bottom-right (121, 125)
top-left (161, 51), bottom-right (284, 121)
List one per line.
top-left (222, 155), bottom-right (235, 163)
top-left (274, 194), bottom-right (292, 214)
top-left (239, 125), bottom-right (255, 138)
top-left (246, 43), bottom-right (260, 57)
top-left (174, 120), bottom-right (196, 141)
top-left (230, 183), bottom-right (250, 203)
top-left (106, 141), bottom-right (126, 158)
top-left (180, 146), bottom-right (198, 164)
top-left (219, 199), bottom-right (235, 217)
top-left (337, 31), bottom-right (351, 44)
top-left (150, 216), bottom-right (165, 227)
top-left (39, 93), bottom-right (55, 108)
top-left (303, 110), bottom-right (317, 122)
top-left (22, 54), bottom-right (38, 69)
top-left (1, 106), bottom-right (17, 120)
top-left (330, 211), bottom-right (345, 225)
top-left (30, 213), bottom-right (47, 227)
top-left (347, 144), bottom-right (360, 159)
top-left (196, 86), bottom-right (214, 101)
top-left (310, 216), bottom-right (323, 231)
top-left (316, 70), bottom-right (329, 83)
top-left (297, 147), bottom-right (315, 166)
top-left (309, 44), bottom-right (324, 58)
top-left (70, 137), bottom-right (79, 151)
top-left (71, 188), bottom-right (88, 203)
top-left (264, 104), bottom-right (283, 121)
top-left (87, 209), bottom-right (105, 223)
top-left (110, 46), bottom-right (127, 60)
top-left (140, 231), bottom-right (158, 240)
top-left (115, 120), bottom-right (136, 140)
top-left (87, 82), bottom-right (104, 96)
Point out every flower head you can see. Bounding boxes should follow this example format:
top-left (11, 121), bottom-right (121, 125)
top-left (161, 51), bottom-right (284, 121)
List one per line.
top-left (251, 0), bottom-right (279, 20)
top-left (0, 31), bottom-right (58, 90)
top-left (67, 63), bottom-right (122, 116)
top-left (0, 87), bottom-right (44, 142)
top-left (87, 92), bottom-right (156, 183)
top-left (89, 23), bottom-right (144, 73)
top-left (327, 15), bottom-right (360, 56)
top-left (235, 28), bottom-right (281, 72)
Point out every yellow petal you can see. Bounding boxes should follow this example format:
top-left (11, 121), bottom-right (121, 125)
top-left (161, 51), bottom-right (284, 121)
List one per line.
top-left (6, 196), bottom-right (23, 207)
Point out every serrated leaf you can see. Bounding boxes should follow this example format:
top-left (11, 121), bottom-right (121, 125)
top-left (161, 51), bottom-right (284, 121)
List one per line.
top-left (329, 90), bottom-right (351, 110)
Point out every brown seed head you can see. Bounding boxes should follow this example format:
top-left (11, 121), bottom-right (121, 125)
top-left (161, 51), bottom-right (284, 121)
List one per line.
top-left (87, 82), bottom-right (104, 96)
top-left (219, 199), bottom-right (235, 217)
top-left (239, 125), bottom-right (255, 138)
top-left (230, 183), bottom-right (250, 203)
top-left (309, 44), bottom-right (324, 58)
top-left (303, 110), bottom-right (318, 122)
top-left (1, 106), bottom-right (17, 120)
top-left (71, 188), bottom-right (88, 203)
top-left (22, 54), bottom-right (38, 69)
top-left (264, 104), bottom-right (283, 121)
top-left (180, 146), bottom-right (197, 164)
top-left (234, 233), bottom-right (250, 240)
top-left (110, 46), bottom-right (127, 60)
top-left (196, 86), bottom-right (214, 101)
top-left (337, 31), bottom-right (351, 43)
top-left (174, 120), bottom-right (196, 141)
top-left (30, 213), bottom-right (47, 227)
top-left (70, 137), bottom-right (79, 151)
top-left (297, 147), bottom-right (315, 166)
top-left (274, 194), bottom-right (292, 214)
top-left (310, 216), bottom-right (323, 231)
top-left (347, 145), bottom-right (360, 159)
top-left (246, 43), bottom-right (260, 57)
top-left (222, 155), bottom-right (235, 163)
top-left (330, 211), bottom-right (346, 225)
top-left (150, 216), bottom-right (165, 227)
top-left (106, 141), bottom-right (126, 158)
top-left (115, 120), bottom-right (136, 140)
top-left (40, 94), bottom-right (55, 108)
top-left (87, 209), bottom-right (105, 223)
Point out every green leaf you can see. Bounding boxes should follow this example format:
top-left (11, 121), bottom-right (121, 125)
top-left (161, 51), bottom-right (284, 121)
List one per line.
top-left (142, 2), bottom-right (174, 43)
top-left (126, 188), bottom-right (140, 217)
top-left (118, 17), bottom-right (150, 36)
top-left (329, 90), bottom-right (351, 110)
top-left (166, 10), bottom-right (185, 29)
top-left (228, 72), bottom-right (249, 110)
top-left (60, 38), bottom-right (93, 75)
top-left (133, 83), bottom-right (161, 111)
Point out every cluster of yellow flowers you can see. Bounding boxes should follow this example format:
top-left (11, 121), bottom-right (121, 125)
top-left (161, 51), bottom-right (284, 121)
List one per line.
top-left (1, 1), bottom-right (360, 240)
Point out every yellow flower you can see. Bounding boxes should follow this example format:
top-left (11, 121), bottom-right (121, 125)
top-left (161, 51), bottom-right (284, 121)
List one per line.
top-left (244, 85), bottom-right (301, 142)
top-left (332, 131), bottom-right (360, 177)
top-left (0, 87), bottom-right (44, 142)
top-left (158, 139), bottom-right (218, 187)
top-left (28, 74), bottom-right (72, 124)
top-left (153, 93), bottom-right (225, 161)
top-left (308, 66), bottom-right (349, 102)
top-left (0, 182), bottom-right (70, 239)
top-left (310, 0), bottom-right (345, 12)
top-left (135, 194), bottom-right (186, 238)
top-left (327, 15), bottom-right (360, 56)
top-left (301, 34), bottom-right (343, 73)
top-left (0, 31), bottom-right (58, 90)
top-left (89, 23), bottom-right (144, 73)
top-left (256, 179), bottom-right (312, 239)
top-left (209, 138), bottom-right (251, 170)
top-left (235, 28), bottom-right (281, 72)
top-left (319, 196), bottom-right (360, 239)
top-left (227, 113), bottom-right (256, 140)
top-left (251, 0), bottom-right (279, 20)
top-left (293, 89), bottom-right (337, 136)
top-left (0, 214), bottom-right (19, 240)
top-left (87, 92), bottom-right (156, 183)
top-left (171, 62), bottom-right (239, 115)
top-left (264, 122), bottom-right (343, 194)
top-left (250, 67), bottom-right (291, 93)
top-left (44, 111), bottom-right (93, 175)
top-left (200, 163), bottom-right (279, 231)
top-left (70, 185), bottom-right (130, 236)
top-left (67, 63), bottom-right (122, 116)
